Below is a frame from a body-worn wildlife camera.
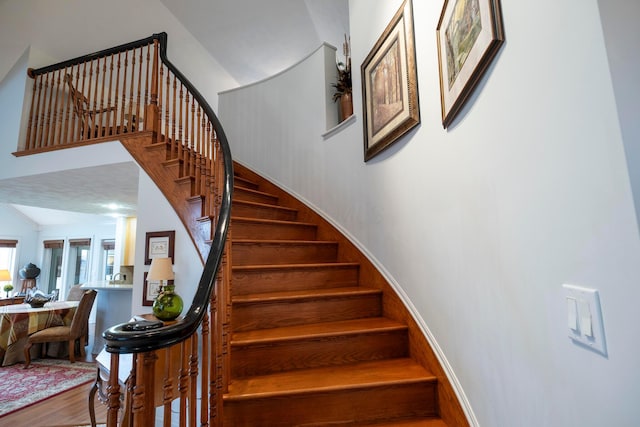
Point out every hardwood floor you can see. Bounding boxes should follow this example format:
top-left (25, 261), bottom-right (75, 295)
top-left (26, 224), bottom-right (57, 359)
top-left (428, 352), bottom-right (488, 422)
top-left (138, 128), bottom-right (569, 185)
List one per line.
top-left (0, 323), bottom-right (107, 426)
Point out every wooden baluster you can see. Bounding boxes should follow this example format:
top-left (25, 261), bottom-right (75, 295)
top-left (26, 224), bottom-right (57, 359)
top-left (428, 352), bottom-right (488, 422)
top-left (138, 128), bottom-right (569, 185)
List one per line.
top-left (106, 353), bottom-right (121, 427)
top-left (79, 61), bottom-right (89, 139)
top-left (161, 64), bottom-right (169, 143)
top-left (62, 67), bottom-right (73, 144)
top-left (116, 52), bottom-right (124, 135)
top-left (120, 51), bottom-right (129, 135)
top-left (90, 58), bottom-right (99, 138)
top-left (35, 73), bottom-right (45, 149)
top-left (158, 63), bottom-right (165, 142)
top-left (195, 106), bottom-right (203, 196)
top-left (106, 54), bottom-right (115, 136)
top-left (200, 312), bottom-right (210, 427)
top-left (143, 42), bottom-right (154, 134)
top-left (162, 346), bottom-right (175, 427)
top-left (127, 49), bottom-right (136, 134)
top-left (68, 71), bottom-right (78, 142)
top-left (189, 335), bottom-right (199, 426)
top-left (190, 94), bottom-right (196, 179)
top-left (135, 46), bottom-right (143, 133)
top-left (132, 351), bottom-right (157, 427)
top-left (171, 75), bottom-right (178, 158)
top-left (50, 69), bottom-right (62, 147)
top-left (178, 82), bottom-right (184, 168)
top-left (41, 71), bottom-right (54, 147)
top-left (98, 56), bottom-right (107, 134)
top-left (25, 72), bottom-right (38, 150)
top-left (203, 120), bottom-right (213, 218)
top-left (179, 339), bottom-right (190, 427)
top-left (184, 91), bottom-right (191, 176)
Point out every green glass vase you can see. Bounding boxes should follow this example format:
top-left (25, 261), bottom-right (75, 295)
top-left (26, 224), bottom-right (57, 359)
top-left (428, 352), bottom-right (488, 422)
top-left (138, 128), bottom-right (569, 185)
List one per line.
top-left (152, 284), bottom-right (183, 321)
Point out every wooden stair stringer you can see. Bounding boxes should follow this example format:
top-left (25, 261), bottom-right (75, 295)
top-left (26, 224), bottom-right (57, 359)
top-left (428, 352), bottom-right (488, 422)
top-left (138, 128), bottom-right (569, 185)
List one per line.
top-left (118, 134), bottom-right (210, 263)
top-left (231, 162), bottom-right (470, 427)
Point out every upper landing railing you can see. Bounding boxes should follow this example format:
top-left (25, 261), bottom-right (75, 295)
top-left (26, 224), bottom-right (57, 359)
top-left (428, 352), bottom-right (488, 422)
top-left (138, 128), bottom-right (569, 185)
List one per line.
top-left (23, 33), bottom-right (233, 426)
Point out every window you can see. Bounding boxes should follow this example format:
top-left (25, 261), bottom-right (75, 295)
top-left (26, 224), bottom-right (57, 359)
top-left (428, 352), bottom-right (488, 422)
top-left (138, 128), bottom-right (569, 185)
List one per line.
top-left (43, 240), bottom-right (64, 294)
top-left (67, 238), bottom-right (91, 287)
top-left (102, 239), bottom-right (115, 280)
top-left (0, 240), bottom-right (18, 284)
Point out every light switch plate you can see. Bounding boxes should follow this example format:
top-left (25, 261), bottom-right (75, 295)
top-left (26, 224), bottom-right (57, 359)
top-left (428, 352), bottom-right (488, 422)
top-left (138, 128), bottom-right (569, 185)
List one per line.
top-left (562, 284), bottom-right (607, 356)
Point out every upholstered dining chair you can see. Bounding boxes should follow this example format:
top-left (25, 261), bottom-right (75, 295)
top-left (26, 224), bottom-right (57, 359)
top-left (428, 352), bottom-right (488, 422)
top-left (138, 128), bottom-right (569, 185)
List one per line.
top-left (23, 289), bottom-right (97, 368)
top-left (66, 284), bottom-right (85, 301)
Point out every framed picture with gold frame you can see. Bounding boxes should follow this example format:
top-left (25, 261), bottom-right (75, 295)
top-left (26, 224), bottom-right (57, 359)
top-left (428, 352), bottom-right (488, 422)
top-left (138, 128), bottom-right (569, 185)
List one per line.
top-left (436, 0), bottom-right (504, 128)
top-left (361, 0), bottom-right (420, 162)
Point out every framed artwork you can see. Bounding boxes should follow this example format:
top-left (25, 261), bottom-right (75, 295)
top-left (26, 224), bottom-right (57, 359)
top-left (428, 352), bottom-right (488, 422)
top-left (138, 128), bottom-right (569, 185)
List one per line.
top-left (361, 0), bottom-right (420, 162)
top-left (144, 230), bottom-right (175, 265)
top-left (143, 271), bottom-right (173, 306)
top-left (436, 0), bottom-right (504, 128)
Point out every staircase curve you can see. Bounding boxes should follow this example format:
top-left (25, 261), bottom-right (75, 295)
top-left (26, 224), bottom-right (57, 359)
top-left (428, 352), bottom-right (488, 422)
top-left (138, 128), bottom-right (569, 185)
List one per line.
top-left (16, 33), bottom-right (469, 426)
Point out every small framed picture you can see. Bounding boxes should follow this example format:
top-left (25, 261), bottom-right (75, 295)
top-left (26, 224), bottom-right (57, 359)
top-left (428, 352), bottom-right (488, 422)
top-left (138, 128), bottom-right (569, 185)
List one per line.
top-left (143, 272), bottom-right (173, 306)
top-left (144, 230), bottom-right (175, 265)
top-left (436, 0), bottom-right (505, 128)
top-left (361, 0), bottom-right (420, 161)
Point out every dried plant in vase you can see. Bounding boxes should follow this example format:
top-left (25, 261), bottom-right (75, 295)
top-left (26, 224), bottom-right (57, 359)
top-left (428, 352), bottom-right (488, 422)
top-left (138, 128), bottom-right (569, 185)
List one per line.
top-left (332, 34), bottom-right (353, 121)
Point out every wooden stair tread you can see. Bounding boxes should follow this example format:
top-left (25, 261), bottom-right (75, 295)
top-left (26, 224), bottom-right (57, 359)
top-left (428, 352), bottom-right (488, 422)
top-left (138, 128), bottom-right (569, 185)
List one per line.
top-left (232, 216), bottom-right (316, 227)
top-left (234, 185), bottom-right (277, 198)
top-left (361, 419), bottom-right (448, 426)
top-left (233, 199), bottom-right (297, 212)
top-left (233, 239), bottom-right (335, 244)
top-left (232, 317), bottom-right (406, 345)
top-left (233, 286), bottom-right (380, 304)
top-left (225, 358), bottom-right (435, 400)
top-left (232, 262), bottom-right (360, 272)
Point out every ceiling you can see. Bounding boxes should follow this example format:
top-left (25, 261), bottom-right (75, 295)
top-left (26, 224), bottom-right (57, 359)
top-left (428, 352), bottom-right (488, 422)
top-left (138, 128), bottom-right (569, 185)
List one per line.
top-left (1, 163), bottom-right (139, 225)
top-left (1, 0), bottom-right (349, 225)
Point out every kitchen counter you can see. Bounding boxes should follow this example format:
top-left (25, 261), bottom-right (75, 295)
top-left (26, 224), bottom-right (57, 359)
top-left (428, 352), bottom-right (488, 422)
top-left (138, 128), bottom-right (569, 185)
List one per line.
top-left (81, 282), bottom-right (133, 354)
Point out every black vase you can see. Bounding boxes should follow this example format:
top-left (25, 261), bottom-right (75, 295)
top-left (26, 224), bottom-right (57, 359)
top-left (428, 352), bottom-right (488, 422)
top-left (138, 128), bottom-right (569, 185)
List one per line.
top-left (19, 263), bottom-right (41, 279)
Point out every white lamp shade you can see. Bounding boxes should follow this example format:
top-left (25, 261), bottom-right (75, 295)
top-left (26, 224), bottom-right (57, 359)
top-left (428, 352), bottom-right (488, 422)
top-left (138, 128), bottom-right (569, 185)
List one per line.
top-left (147, 257), bottom-right (174, 281)
top-left (0, 269), bottom-right (11, 281)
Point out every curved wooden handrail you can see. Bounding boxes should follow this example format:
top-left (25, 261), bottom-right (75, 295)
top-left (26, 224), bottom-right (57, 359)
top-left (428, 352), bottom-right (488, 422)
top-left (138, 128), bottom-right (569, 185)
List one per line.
top-left (101, 32), bottom-right (234, 354)
top-left (28, 32), bottom-right (233, 354)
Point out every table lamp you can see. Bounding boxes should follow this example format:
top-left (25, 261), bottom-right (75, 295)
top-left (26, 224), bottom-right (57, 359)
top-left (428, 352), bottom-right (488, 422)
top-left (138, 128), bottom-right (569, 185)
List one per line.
top-left (147, 257), bottom-right (182, 321)
top-left (0, 269), bottom-right (12, 297)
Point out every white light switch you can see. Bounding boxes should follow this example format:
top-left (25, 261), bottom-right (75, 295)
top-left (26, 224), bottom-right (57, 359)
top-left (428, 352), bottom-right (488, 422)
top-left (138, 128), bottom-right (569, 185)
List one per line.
top-left (562, 284), bottom-right (607, 356)
top-left (567, 297), bottom-right (578, 330)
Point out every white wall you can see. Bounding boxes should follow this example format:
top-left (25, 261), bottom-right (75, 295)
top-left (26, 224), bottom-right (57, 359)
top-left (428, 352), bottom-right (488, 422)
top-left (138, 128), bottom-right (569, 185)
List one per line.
top-left (219, 0), bottom-right (640, 425)
top-left (0, 205), bottom-right (39, 289)
top-left (131, 171), bottom-right (202, 318)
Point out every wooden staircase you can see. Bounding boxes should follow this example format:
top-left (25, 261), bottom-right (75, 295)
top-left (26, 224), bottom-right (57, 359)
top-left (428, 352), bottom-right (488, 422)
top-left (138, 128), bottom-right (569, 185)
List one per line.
top-left (18, 32), bottom-right (469, 425)
top-left (223, 164), bottom-right (460, 426)
top-left (114, 138), bottom-right (467, 424)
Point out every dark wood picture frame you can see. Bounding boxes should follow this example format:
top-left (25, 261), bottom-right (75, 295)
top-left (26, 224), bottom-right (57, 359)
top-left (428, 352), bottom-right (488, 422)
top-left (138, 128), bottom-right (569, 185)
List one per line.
top-left (142, 271), bottom-right (174, 306)
top-left (361, 0), bottom-right (420, 162)
top-left (144, 230), bottom-right (175, 265)
top-left (436, 0), bottom-right (504, 128)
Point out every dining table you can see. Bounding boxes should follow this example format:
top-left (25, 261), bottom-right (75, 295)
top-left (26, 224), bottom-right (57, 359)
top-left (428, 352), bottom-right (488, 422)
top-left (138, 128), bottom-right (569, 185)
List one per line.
top-left (0, 300), bottom-right (79, 366)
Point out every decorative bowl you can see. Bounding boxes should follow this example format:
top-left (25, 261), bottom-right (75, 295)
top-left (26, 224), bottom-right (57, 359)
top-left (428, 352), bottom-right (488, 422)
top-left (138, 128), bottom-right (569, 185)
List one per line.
top-left (26, 297), bottom-right (48, 308)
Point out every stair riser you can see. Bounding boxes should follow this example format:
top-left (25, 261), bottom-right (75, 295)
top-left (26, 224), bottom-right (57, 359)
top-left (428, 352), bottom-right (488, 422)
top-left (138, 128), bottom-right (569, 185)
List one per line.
top-left (234, 187), bottom-right (279, 205)
top-left (232, 242), bottom-right (338, 266)
top-left (232, 265), bottom-right (359, 295)
top-left (232, 294), bottom-right (381, 332)
top-left (233, 202), bottom-right (297, 221)
top-left (223, 381), bottom-right (437, 426)
top-left (234, 176), bottom-right (260, 190)
top-left (233, 221), bottom-right (317, 241)
top-left (232, 331), bottom-right (408, 377)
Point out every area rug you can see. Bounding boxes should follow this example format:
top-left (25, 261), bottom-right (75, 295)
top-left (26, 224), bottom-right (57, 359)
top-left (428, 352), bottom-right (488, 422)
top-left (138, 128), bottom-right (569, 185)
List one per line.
top-left (0, 359), bottom-right (96, 417)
